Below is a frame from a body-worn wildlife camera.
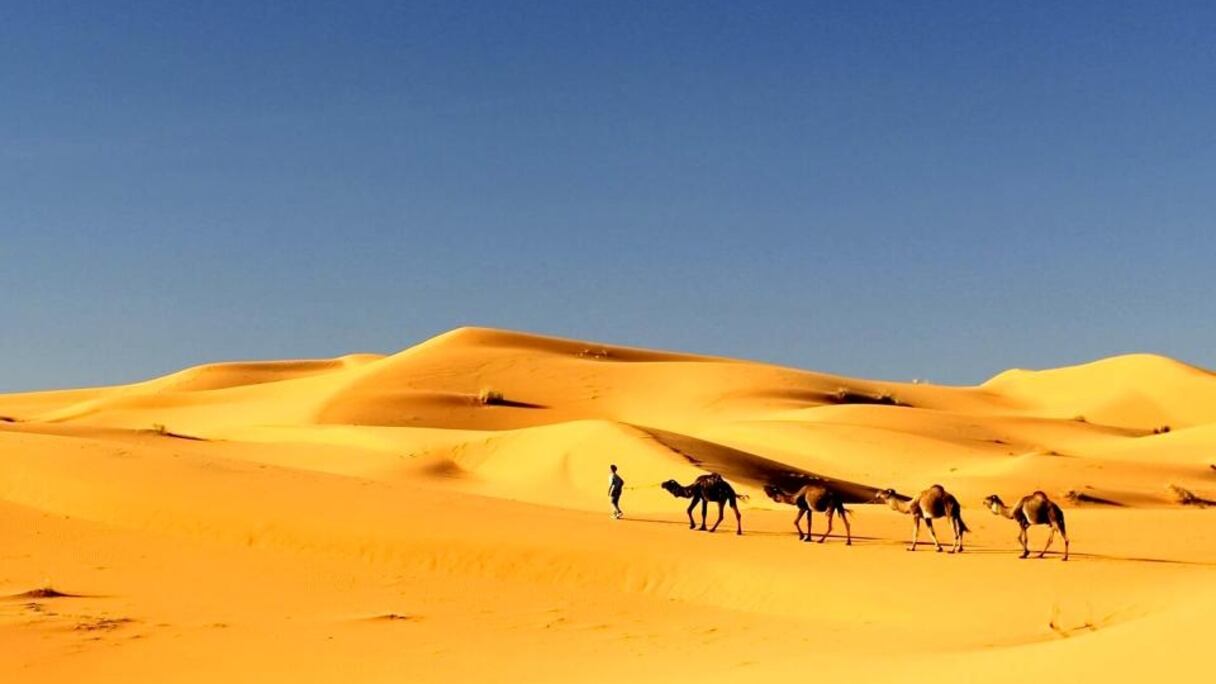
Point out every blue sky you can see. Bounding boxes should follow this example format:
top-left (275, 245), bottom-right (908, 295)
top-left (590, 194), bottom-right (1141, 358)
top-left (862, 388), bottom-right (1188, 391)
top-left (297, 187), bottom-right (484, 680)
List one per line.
top-left (3, 1), bottom-right (1215, 391)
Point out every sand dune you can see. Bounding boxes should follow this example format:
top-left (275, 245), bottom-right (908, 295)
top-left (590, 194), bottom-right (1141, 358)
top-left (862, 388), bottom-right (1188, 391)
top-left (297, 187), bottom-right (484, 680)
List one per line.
top-left (3, 326), bottom-right (1215, 682)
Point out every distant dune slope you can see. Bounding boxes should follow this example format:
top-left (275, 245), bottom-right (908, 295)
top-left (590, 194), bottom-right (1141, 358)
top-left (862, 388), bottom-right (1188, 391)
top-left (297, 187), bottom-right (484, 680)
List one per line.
top-left (2, 326), bottom-right (1214, 507)
top-left (983, 353), bottom-right (1216, 429)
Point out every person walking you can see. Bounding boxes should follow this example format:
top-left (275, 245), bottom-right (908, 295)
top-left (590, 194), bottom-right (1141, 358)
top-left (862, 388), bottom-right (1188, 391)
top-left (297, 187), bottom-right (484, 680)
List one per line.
top-left (608, 464), bottom-right (625, 519)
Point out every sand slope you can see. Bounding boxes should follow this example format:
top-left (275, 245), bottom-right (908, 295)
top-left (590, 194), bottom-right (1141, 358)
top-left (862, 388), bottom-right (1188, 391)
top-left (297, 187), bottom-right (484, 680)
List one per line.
top-left (2, 327), bottom-right (1215, 682)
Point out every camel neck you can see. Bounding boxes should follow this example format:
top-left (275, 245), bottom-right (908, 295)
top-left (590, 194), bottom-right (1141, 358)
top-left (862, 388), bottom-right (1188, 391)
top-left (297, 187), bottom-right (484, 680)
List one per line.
top-left (888, 498), bottom-right (910, 515)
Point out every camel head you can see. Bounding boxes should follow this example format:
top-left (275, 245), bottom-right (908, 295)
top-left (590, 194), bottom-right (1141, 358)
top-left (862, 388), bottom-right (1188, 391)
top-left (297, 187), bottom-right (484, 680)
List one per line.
top-left (660, 480), bottom-right (686, 497)
top-left (872, 488), bottom-right (898, 503)
top-left (763, 484), bottom-right (789, 502)
top-left (983, 494), bottom-right (1006, 514)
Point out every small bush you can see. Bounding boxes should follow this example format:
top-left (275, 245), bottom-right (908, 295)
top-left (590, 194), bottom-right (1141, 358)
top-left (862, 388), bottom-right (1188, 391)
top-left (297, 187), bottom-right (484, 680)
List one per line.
top-left (150, 423), bottom-right (168, 435)
top-left (477, 388), bottom-right (505, 405)
top-left (1170, 484), bottom-right (1216, 507)
top-left (578, 347), bottom-right (611, 360)
top-left (1152, 425), bottom-right (1171, 434)
top-left (830, 388), bottom-right (905, 407)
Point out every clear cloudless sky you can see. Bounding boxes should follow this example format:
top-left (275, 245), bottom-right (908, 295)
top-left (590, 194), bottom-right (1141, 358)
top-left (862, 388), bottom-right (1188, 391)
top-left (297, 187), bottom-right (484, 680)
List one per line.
top-left (3, 1), bottom-right (1215, 391)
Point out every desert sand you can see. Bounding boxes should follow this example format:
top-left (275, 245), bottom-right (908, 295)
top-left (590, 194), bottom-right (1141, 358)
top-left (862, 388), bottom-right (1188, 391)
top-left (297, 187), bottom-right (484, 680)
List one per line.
top-left (2, 326), bottom-right (1214, 682)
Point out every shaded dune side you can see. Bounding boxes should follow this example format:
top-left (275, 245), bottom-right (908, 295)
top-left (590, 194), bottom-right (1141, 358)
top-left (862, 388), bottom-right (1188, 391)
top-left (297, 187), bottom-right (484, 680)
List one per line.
top-left (638, 427), bottom-right (880, 503)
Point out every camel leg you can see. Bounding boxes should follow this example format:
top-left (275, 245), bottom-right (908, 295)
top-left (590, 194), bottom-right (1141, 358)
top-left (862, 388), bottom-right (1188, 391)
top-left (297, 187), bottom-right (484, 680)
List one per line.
top-left (1061, 530), bottom-right (1070, 561)
top-left (804, 511), bottom-right (814, 543)
top-left (819, 509), bottom-right (834, 543)
top-left (710, 500), bottom-right (725, 533)
top-left (793, 509), bottom-right (806, 540)
top-left (685, 497), bottom-right (698, 529)
top-left (925, 518), bottom-right (942, 552)
top-left (908, 517), bottom-right (920, 551)
top-left (699, 498), bottom-right (709, 531)
top-left (1018, 526), bottom-right (1029, 559)
top-left (1039, 526), bottom-right (1056, 559)
top-left (841, 509), bottom-right (852, 546)
top-left (731, 500), bottom-right (742, 535)
top-left (952, 517), bottom-right (963, 553)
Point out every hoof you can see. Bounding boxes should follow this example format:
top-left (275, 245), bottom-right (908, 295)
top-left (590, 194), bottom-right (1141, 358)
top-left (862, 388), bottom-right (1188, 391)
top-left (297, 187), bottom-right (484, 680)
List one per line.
top-left (845, 540), bottom-right (852, 546)
top-left (817, 538), bottom-right (826, 544)
top-left (1062, 557), bottom-right (1069, 562)
top-left (935, 547), bottom-right (943, 553)
top-left (906, 547), bottom-right (916, 552)
top-left (1019, 553), bottom-right (1029, 559)
top-left (736, 531), bottom-right (742, 536)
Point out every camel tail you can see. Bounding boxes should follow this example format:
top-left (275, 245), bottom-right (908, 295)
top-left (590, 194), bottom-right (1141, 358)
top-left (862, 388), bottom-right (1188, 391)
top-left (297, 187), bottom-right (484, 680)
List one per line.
top-left (957, 513), bottom-right (971, 535)
top-left (735, 493), bottom-right (750, 502)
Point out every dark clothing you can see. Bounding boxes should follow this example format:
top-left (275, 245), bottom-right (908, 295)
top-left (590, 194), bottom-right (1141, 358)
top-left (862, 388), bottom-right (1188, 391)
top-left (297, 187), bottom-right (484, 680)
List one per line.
top-left (609, 472), bottom-right (624, 517)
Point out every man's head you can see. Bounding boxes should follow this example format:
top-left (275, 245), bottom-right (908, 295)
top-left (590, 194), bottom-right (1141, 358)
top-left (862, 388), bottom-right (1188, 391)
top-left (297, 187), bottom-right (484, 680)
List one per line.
top-left (610, 464), bottom-right (617, 473)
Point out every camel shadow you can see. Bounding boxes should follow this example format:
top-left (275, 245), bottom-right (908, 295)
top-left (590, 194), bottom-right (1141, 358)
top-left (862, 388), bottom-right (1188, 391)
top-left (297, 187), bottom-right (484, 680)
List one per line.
top-left (624, 517), bottom-right (883, 542)
top-left (620, 518), bottom-right (1216, 566)
top-left (620, 517), bottom-right (690, 527)
top-left (1061, 551), bottom-right (1216, 567)
top-left (907, 546), bottom-right (1216, 567)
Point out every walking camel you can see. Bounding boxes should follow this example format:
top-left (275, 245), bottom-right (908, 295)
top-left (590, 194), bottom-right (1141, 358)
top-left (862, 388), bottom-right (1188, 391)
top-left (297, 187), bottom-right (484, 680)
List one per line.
top-left (874, 485), bottom-right (969, 553)
top-left (764, 482), bottom-right (852, 545)
top-left (661, 473), bottom-right (744, 535)
top-left (983, 492), bottom-right (1069, 561)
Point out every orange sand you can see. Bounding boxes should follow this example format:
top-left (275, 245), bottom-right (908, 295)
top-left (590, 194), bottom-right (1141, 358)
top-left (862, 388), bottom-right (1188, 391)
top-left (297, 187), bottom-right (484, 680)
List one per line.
top-left (2, 327), bottom-right (1213, 682)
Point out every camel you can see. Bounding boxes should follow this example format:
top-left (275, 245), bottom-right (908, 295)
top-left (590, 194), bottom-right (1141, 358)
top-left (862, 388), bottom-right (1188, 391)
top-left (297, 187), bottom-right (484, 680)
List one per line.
top-left (764, 482), bottom-right (852, 545)
top-left (661, 473), bottom-right (744, 535)
top-left (874, 485), bottom-right (968, 553)
top-left (983, 492), bottom-right (1069, 560)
